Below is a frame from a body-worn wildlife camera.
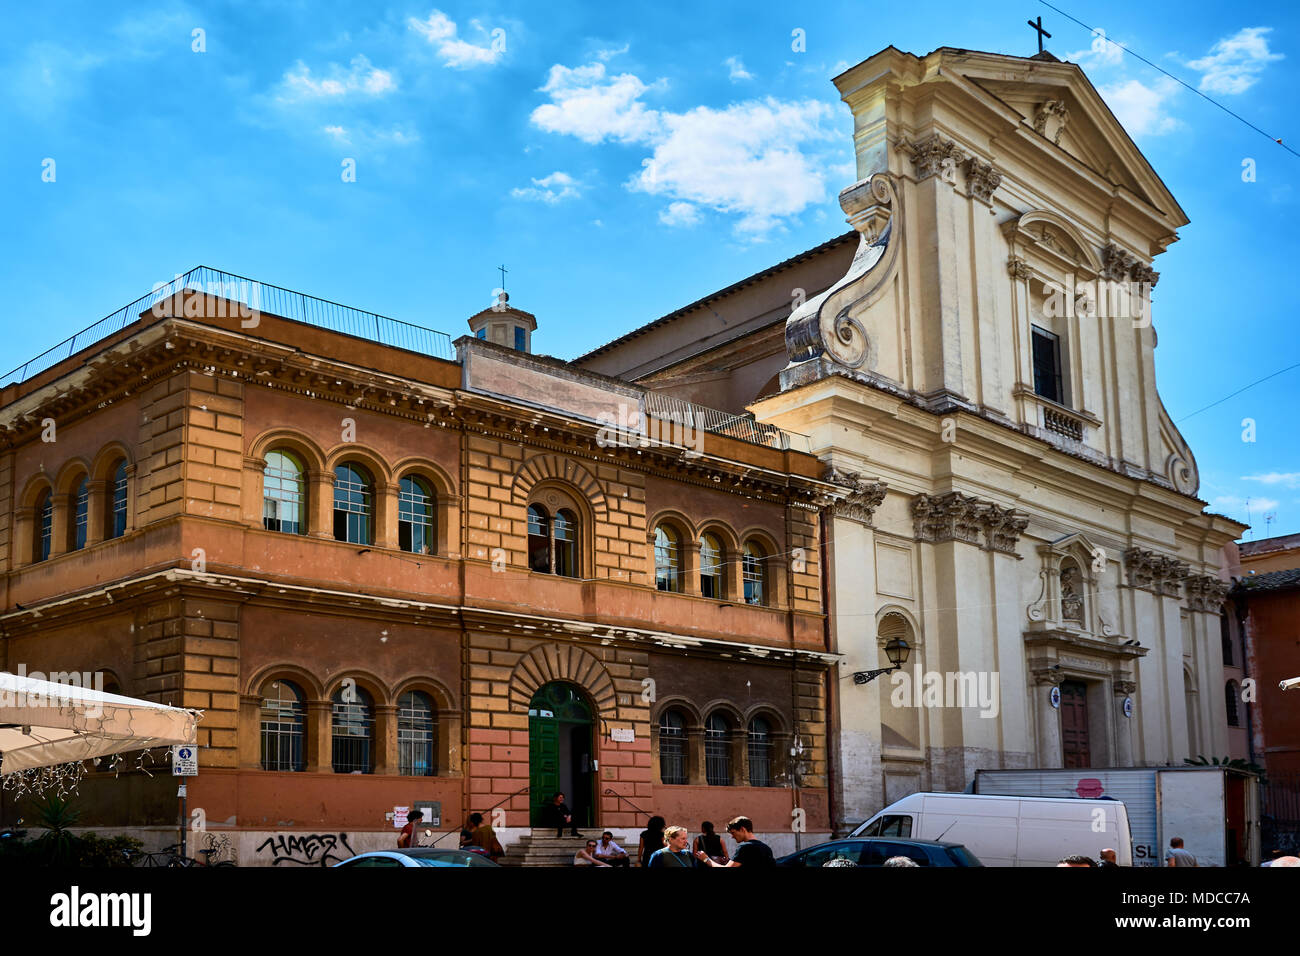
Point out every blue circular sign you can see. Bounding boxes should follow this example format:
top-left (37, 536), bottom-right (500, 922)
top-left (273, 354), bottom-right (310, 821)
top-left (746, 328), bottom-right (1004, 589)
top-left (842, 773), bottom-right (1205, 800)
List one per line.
top-left (1049, 686), bottom-right (1061, 709)
top-left (1123, 697), bottom-right (1133, 718)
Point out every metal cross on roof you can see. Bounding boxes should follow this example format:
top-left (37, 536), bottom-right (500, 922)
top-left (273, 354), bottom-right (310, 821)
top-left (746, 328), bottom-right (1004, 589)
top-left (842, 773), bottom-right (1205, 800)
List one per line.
top-left (497, 264), bottom-right (508, 290)
top-left (1027, 15), bottom-right (1052, 54)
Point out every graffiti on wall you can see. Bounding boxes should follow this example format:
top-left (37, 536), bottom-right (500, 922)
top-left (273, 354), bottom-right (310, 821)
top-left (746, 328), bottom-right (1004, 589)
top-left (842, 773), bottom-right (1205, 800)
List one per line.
top-left (255, 832), bottom-right (355, 867)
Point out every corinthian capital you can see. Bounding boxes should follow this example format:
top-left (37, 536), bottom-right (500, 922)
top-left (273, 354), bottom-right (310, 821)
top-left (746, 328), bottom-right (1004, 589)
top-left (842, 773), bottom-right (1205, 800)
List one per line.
top-left (1185, 574), bottom-right (1231, 612)
top-left (1124, 547), bottom-right (1190, 597)
top-left (900, 134), bottom-right (968, 183)
top-left (826, 468), bottom-right (888, 527)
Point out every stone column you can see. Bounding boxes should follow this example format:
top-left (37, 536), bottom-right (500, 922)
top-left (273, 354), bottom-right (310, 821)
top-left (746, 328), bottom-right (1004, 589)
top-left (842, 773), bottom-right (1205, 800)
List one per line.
top-left (307, 699), bottom-right (333, 772)
top-left (376, 483), bottom-right (399, 550)
top-left (239, 693), bottom-right (263, 769)
top-left (374, 703), bottom-right (399, 774)
top-left (686, 727), bottom-right (706, 785)
top-left (1033, 672), bottom-right (1064, 768)
top-left (309, 470), bottom-right (335, 539)
top-left (1113, 680), bottom-right (1136, 767)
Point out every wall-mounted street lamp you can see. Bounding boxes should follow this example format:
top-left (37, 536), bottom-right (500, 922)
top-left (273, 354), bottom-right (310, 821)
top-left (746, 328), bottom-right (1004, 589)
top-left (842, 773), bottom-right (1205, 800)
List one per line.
top-left (853, 637), bottom-right (911, 685)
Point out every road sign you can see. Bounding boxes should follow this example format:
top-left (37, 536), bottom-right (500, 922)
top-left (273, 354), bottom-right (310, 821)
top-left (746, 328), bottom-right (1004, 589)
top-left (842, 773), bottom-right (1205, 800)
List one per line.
top-left (171, 745), bottom-right (198, 776)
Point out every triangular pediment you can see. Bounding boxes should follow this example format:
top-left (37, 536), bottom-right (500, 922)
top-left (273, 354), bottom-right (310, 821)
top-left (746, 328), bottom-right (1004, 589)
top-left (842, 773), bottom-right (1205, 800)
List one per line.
top-left (944, 51), bottom-right (1186, 227)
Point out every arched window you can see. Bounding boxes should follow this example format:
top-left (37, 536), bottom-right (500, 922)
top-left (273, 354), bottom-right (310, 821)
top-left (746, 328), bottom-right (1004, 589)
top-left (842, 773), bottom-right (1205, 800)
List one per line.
top-left (333, 464), bottom-right (373, 544)
top-left (398, 691), bottom-right (436, 776)
top-left (108, 460), bottom-right (129, 539)
top-left (705, 713), bottom-right (732, 786)
top-left (528, 504), bottom-right (550, 572)
top-left (398, 477), bottom-right (434, 554)
top-left (332, 684), bottom-right (374, 773)
top-left (260, 680), bottom-right (306, 772)
top-left (699, 533), bottom-right (723, 599)
top-left (742, 542), bottom-right (767, 606)
top-left (72, 478), bottom-right (89, 551)
top-left (748, 717), bottom-right (773, 787)
top-left (554, 509), bottom-right (577, 577)
top-left (36, 490), bottom-right (53, 562)
top-left (1225, 681), bottom-right (1240, 728)
top-left (528, 502), bottom-right (579, 578)
top-left (263, 451), bottom-right (305, 534)
top-left (655, 525), bottom-right (681, 592)
top-left (658, 709), bottom-right (687, 785)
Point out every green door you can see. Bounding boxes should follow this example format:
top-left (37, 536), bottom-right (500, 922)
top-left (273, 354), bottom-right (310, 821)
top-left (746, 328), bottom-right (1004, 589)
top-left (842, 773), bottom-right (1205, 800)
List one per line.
top-left (529, 713), bottom-right (560, 824)
top-left (529, 682), bottom-right (594, 827)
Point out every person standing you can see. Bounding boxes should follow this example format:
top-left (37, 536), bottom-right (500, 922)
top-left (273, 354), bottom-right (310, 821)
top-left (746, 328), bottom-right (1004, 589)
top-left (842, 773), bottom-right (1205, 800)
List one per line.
top-left (1165, 837), bottom-right (1198, 867)
top-left (397, 809), bottom-right (423, 849)
top-left (695, 816), bottom-right (774, 868)
top-left (693, 821), bottom-right (729, 865)
top-left (1097, 848), bottom-right (1120, 868)
top-left (638, 815), bottom-right (666, 867)
top-left (647, 826), bottom-right (698, 868)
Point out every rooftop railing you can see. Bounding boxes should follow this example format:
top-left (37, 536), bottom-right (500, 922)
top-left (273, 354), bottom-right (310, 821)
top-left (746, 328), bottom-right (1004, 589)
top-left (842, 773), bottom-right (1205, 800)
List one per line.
top-left (1, 266), bottom-right (455, 386)
top-left (643, 391), bottom-right (812, 454)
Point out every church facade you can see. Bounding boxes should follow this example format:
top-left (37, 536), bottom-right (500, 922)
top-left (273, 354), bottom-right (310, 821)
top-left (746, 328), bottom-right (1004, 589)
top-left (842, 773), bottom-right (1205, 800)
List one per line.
top-left (576, 47), bottom-right (1245, 831)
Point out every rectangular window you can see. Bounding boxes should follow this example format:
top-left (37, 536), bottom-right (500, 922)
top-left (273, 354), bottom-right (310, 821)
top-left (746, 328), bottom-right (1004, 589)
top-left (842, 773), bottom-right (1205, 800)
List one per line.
top-left (514, 326), bottom-right (526, 350)
top-left (1031, 326), bottom-right (1064, 405)
top-left (476, 328), bottom-right (486, 339)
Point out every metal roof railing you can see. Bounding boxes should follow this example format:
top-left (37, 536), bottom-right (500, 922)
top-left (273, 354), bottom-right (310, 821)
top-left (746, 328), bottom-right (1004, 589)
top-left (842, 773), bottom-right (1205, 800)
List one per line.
top-left (643, 391), bottom-right (811, 454)
top-left (2, 266), bottom-right (455, 386)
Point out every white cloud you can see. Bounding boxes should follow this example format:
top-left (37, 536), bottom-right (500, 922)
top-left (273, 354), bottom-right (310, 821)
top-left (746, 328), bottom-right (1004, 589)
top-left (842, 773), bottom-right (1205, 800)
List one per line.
top-left (659, 202), bottom-right (701, 226)
top-left (1243, 472), bottom-right (1300, 488)
top-left (595, 43), bottom-right (629, 62)
top-left (530, 60), bottom-right (839, 236)
top-left (1067, 27), bottom-right (1125, 69)
top-left (1188, 27), bottom-right (1283, 95)
top-left (725, 56), bottom-right (753, 82)
top-left (320, 124), bottom-right (419, 148)
top-left (530, 62), bottom-right (664, 144)
top-left (323, 125), bottom-right (349, 142)
top-left (1098, 77), bottom-right (1181, 136)
top-left (408, 10), bottom-right (503, 68)
top-left (278, 55), bottom-right (396, 101)
top-left (1210, 495), bottom-right (1279, 514)
top-left (629, 98), bottom-right (837, 236)
top-left (511, 171), bottom-right (582, 204)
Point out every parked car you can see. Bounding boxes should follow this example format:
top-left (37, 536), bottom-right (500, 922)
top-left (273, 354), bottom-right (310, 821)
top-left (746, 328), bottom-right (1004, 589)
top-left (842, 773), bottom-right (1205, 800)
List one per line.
top-left (776, 838), bottom-right (982, 867)
top-left (333, 848), bottom-right (501, 868)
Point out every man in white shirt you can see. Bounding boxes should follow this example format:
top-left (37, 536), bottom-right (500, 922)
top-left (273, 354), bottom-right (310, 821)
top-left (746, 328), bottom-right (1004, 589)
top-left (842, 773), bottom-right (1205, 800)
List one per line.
top-left (593, 831), bottom-right (630, 867)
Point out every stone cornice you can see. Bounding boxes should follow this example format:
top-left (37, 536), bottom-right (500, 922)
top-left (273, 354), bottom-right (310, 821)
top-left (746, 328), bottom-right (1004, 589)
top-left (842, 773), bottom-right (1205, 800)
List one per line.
top-left (1124, 547), bottom-right (1190, 597)
top-left (912, 491), bottom-right (1028, 556)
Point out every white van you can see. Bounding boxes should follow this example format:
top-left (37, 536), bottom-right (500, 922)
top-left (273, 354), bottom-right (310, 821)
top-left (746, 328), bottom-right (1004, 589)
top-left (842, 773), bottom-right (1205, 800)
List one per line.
top-left (849, 792), bottom-right (1133, 867)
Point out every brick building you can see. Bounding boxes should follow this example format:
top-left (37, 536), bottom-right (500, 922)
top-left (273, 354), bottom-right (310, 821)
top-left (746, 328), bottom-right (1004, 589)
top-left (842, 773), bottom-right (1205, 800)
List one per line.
top-left (0, 274), bottom-right (840, 862)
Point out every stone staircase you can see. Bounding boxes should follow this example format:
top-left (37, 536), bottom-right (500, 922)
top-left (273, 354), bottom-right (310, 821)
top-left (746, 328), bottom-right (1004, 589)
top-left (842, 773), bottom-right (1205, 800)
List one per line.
top-left (500, 829), bottom-right (638, 868)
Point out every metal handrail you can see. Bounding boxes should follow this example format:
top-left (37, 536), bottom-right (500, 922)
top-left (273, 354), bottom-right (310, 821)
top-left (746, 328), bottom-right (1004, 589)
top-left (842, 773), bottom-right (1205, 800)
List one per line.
top-left (3, 265), bottom-right (455, 386)
top-left (602, 787), bottom-right (652, 820)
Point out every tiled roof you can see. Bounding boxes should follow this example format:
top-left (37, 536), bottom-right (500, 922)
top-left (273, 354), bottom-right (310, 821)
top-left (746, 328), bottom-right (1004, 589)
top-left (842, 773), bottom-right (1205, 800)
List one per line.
top-left (1239, 567), bottom-right (1300, 592)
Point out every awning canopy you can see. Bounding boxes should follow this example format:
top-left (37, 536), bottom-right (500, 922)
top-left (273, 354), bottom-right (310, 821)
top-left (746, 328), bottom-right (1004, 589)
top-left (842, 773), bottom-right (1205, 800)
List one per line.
top-left (0, 671), bottom-right (199, 773)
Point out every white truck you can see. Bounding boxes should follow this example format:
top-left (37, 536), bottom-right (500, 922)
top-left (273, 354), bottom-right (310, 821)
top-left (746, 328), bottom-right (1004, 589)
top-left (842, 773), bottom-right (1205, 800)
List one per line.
top-left (849, 791), bottom-right (1133, 866)
top-left (974, 766), bottom-right (1260, 867)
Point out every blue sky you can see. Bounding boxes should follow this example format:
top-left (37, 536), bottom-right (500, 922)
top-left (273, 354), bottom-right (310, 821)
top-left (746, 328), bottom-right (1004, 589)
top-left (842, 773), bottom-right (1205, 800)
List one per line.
top-left (2, 1), bottom-right (1296, 538)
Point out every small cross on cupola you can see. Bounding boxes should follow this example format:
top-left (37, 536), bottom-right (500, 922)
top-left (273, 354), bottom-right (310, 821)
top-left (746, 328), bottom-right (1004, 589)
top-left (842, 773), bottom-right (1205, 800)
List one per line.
top-left (1029, 15), bottom-right (1050, 54)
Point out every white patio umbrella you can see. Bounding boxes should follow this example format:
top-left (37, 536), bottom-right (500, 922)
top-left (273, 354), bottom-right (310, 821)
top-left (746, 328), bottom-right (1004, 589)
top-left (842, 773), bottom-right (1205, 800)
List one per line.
top-left (0, 671), bottom-right (199, 773)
